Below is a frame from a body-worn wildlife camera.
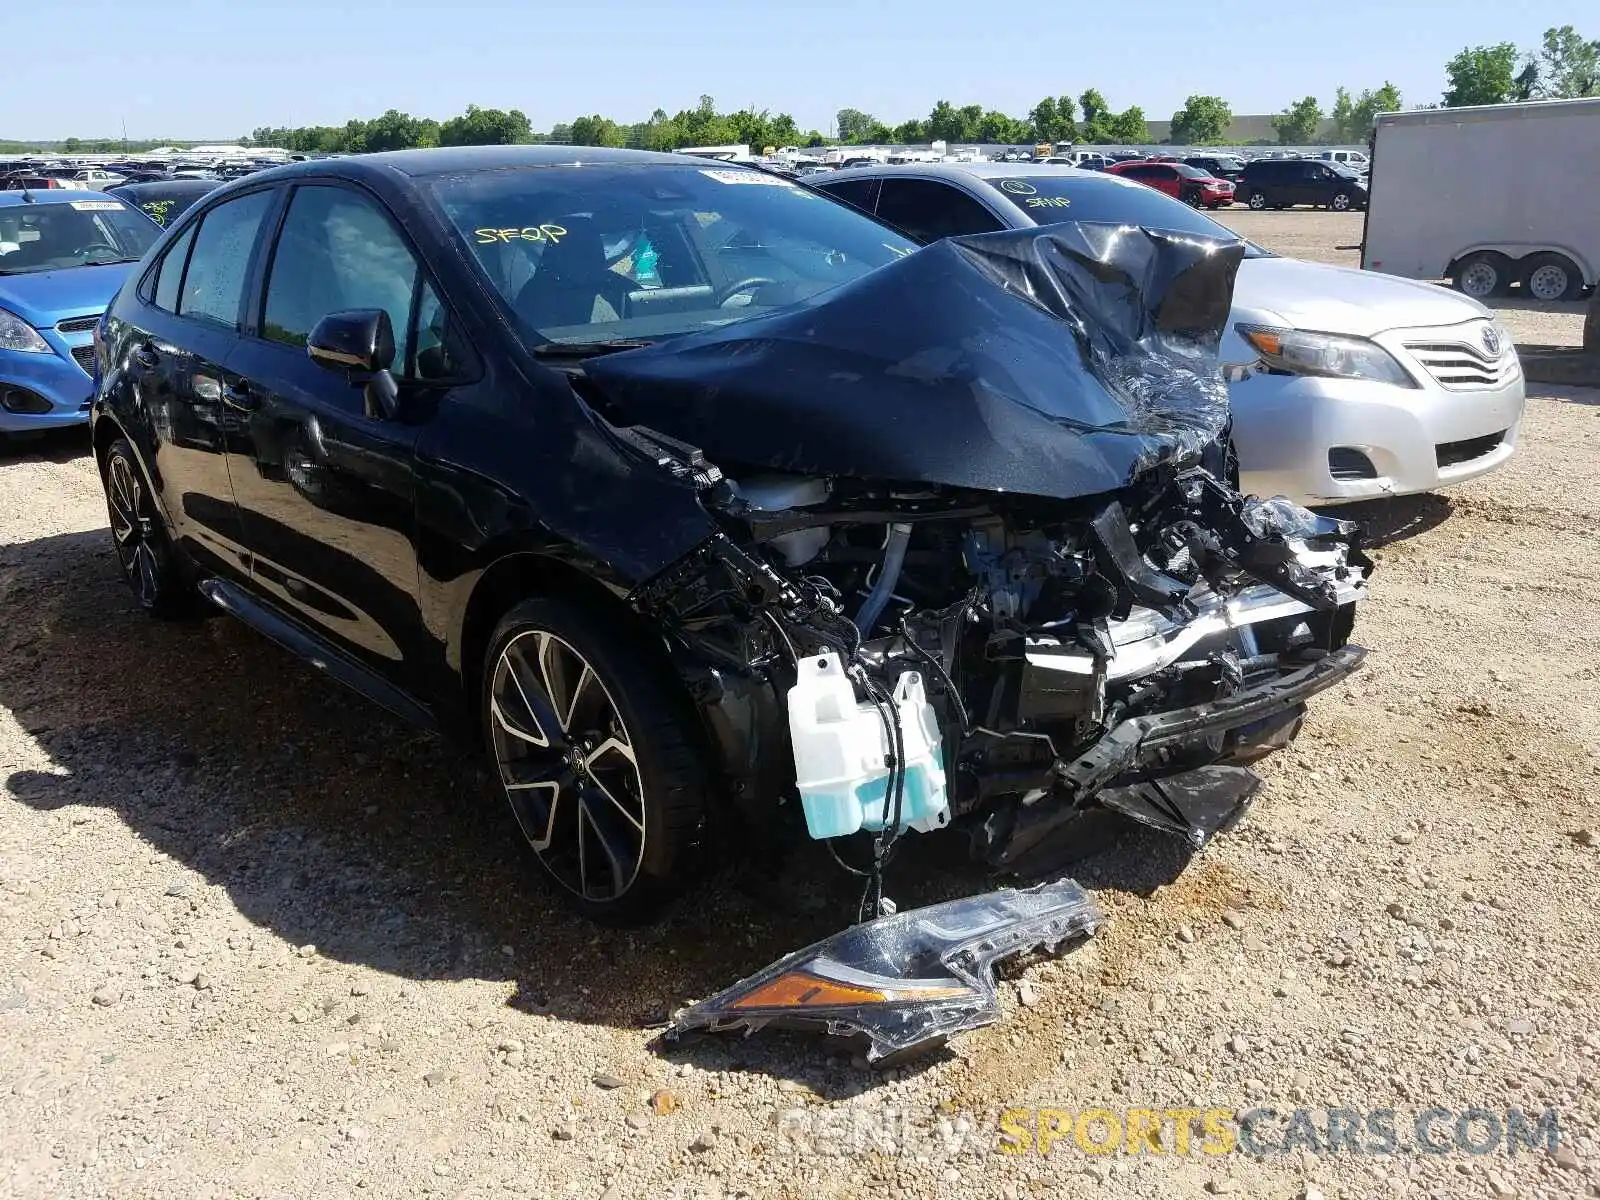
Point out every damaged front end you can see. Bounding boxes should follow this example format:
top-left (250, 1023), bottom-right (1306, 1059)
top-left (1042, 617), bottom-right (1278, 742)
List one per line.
top-left (576, 223), bottom-right (1370, 1059)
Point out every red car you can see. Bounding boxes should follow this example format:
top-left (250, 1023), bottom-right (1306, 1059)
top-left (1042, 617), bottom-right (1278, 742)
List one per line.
top-left (1105, 160), bottom-right (1235, 209)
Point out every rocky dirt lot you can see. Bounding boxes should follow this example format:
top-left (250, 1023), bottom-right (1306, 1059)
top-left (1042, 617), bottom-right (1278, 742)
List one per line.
top-left (2, 215), bottom-right (1598, 1200)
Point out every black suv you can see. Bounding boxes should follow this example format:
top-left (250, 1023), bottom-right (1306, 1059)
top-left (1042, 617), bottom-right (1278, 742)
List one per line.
top-left (1181, 154), bottom-right (1245, 183)
top-left (1236, 158), bottom-right (1368, 212)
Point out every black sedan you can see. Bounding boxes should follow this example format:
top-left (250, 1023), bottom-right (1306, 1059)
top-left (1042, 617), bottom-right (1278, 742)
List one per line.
top-left (92, 147), bottom-right (1366, 938)
top-left (104, 178), bottom-right (221, 227)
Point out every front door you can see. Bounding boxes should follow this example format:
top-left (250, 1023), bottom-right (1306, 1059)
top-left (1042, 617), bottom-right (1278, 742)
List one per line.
top-left (223, 182), bottom-right (445, 687)
top-left (132, 187), bottom-right (278, 579)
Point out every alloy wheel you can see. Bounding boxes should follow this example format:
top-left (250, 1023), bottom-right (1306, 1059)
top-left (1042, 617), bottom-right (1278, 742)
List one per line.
top-left (488, 629), bottom-right (647, 902)
top-left (106, 453), bottom-right (161, 608)
top-left (1331, 193), bottom-right (1351, 212)
top-left (1247, 193), bottom-right (1266, 210)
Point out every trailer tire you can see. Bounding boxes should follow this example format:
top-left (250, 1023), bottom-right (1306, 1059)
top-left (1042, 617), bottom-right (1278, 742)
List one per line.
top-left (1453, 251), bottom-right (1512, 301)
top-left (1521, 252), bottom-right (1584, 303)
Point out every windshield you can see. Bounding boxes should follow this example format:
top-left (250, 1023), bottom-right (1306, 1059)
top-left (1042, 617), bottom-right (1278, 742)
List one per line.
top-left (432, 164), bottom-right (916, 345)
top-left (1327, 162), bottom-right (1363, 179)
top-left (992, 176), bottom-right (1271, 256)
top-left (0, 199), bottom-right (160, 274)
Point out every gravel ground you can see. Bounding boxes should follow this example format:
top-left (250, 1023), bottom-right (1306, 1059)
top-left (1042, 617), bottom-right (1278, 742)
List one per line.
top-left (1211, 210), bottom-right (1588, 349)
top-left (2, 246), bottom-right (1598, 1199)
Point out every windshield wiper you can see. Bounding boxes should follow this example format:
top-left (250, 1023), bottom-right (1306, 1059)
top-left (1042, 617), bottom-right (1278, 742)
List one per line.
top-left (530, 338), bottom-right (654, 360)
top-left (83, 256), bottom-right (140, 266)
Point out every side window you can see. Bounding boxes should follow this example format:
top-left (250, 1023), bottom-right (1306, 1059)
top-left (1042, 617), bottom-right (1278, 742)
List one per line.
top-left (262, 186), bottom-right (419, 372)
top-left (151, 223), bottom-right (197, 313)
top-left (411, 280), bottom-right (470, 381)
top-left (817, 177), bottom-right (880, 214)
top-left (874, 180), bottom-right (1002, 243)
top-left (178, 190), bottom-right (275, 329)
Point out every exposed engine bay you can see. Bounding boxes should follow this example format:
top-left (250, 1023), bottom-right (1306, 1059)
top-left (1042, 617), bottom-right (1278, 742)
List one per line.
top-left (569, 222), bottom-right (1371, 1058)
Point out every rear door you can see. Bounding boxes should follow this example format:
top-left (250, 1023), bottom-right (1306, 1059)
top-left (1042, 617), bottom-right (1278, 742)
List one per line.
top-left (123, 187), bottom-right (278, 579)
top-left (223, 181), bottom-right (463, 687)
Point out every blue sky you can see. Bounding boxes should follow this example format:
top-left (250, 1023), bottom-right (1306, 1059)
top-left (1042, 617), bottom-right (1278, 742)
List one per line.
top-left (6, 0), bottom-right (1587, 140)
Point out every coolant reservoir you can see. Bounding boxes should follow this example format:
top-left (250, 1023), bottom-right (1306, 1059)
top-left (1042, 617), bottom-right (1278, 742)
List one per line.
top-left (786, 653), bottom-right (950, 840)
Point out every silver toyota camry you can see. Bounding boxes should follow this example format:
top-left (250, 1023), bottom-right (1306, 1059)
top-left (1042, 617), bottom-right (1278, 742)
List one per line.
top-left (812, 162), bottom-right (1526, 507)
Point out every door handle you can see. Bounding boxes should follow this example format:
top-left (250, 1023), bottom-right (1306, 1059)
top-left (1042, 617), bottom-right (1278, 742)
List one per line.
top-left (221, 381), bottom-right (258, 412)
top-left (132, 342), bottom-right (160, 370)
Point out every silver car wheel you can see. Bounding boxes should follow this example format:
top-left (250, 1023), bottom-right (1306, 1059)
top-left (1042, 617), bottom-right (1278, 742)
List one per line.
top-left (1459, 260), bottom-right (1500, 299)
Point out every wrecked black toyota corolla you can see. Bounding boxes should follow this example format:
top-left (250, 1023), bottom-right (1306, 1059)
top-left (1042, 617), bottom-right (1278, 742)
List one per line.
top-left (93, 148), bottom-right (1366, 1060)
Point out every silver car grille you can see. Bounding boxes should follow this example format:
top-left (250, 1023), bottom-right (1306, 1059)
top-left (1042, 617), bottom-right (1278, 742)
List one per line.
top-left (1402, 324), bottom-right (1515, 390)
top-left (56, 315), bottom-right (101, 334)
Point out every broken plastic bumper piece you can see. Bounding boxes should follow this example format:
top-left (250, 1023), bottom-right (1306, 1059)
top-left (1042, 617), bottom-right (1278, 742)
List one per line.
top-left (665, 878), bottom-right (1101, 1062)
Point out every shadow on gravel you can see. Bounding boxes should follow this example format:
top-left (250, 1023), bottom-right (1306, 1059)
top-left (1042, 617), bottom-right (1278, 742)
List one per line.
top-left (1, 526), bottom-right (1192, 1083)
top-left (1325, 492), bottom-right (1454, 548)
top-left (0, 427), bottom-right (93, 463)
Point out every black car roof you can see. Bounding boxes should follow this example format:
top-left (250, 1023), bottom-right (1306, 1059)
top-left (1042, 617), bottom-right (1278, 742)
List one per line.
top-left (108, 179), bottom-right (220, 199)
top-left (244, 145), bottom-right (711, 187)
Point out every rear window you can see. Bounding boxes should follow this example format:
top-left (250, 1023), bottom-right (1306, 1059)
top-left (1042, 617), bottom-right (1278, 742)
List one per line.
top-left (990, 176), bottom-right (1270, 256)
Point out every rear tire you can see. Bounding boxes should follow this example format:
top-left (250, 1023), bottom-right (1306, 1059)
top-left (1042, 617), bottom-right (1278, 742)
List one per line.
top-left (1521, 252), bottom-right (1584, 302)
top-left (101, 437), bottom-right (196, 618)
top-left (1453, 251), bottom-right (1512, 300)
top-left (481, 595), bottom-right (711, 925)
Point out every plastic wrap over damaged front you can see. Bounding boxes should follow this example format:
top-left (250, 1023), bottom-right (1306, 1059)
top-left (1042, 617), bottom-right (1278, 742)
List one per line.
top-left (582, 223), bottom-right (1245, 501)
top-left (666, 878), bottom-right (1101, 1061)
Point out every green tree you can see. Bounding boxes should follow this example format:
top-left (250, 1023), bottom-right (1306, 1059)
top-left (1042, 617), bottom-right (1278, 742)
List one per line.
top-left (1079, 88), bottom-right (1112, 141)
top-left (924, 100), bottom-right (964, 142)
top-left (892, 118), bottom-right (925, 143)
top-left (1443, 43), bottom-right (1520, 107)
top-left (1028, 95), bottom-right (1077, 143)
top-left (1329, 87), bottom-right (1355, 141)
top-left (1169, 94), bottom-right (1232, 144)
top-left (1272, 96), bottom-right (1323, 144)
top-left (1109, 106), bottom-right (1149, 143)
top-left (979, 110), bottom-right (1028, 144)
top-left (835, 108), bottom-right (877, 142)
top-left (360, 109), bottom-right (435, 152)
top-left (1351, 83), bottom-right (1402, 132)
top-left (62, 136), bottom-right (82, 152)
top-left (438, 104), bottom-right (532, 146)
top-left (568, 115), bottom-right (625, 147)
top-left (1534, 24), bottom-right (1600, 97)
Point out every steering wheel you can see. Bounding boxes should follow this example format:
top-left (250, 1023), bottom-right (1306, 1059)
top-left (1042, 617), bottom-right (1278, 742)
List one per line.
top-left (716, 276), bottom-right (777, 307)
top-left (78, 242), bottom-right (122, 262)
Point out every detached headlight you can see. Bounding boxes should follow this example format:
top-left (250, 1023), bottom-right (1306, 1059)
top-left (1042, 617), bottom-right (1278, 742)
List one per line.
top-left (1238, 325), bottom-right (1416, 388)
top-left (0, 307), bottom-right (52, 354)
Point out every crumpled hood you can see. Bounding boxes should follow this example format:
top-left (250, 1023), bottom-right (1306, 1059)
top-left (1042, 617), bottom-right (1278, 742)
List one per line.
top-left (582, 223), bottom-right (1245, 501)
top-left (1235, 256), bottom-right (1487, 337)
top-left (0, 263), bottom-right (132, 326)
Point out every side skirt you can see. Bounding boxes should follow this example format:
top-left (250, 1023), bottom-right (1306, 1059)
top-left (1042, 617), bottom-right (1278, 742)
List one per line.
top-left (197, 578), bottom-right (438, 733)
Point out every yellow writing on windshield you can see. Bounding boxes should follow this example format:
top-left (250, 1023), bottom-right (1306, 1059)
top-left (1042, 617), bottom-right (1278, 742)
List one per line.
top-left (473, 224), bottom-right (568, 246)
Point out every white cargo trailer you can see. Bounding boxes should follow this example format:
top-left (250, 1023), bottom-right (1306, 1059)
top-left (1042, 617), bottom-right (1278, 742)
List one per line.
top-left (1361, 98), bottom-right (1600, 303)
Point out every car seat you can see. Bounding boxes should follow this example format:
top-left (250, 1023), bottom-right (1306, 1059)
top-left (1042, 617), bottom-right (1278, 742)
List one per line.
top-left (514, 219), bottom-right (630, 331)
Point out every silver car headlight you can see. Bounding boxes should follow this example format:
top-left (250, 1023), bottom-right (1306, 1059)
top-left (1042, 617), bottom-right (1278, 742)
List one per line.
top-left (0, 307), bottom-right (52, 354)
top-left (1237, 324), bottom-right (1417, 388)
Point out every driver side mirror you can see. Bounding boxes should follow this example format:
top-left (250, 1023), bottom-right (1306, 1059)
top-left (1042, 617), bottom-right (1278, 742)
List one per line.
top-left (307, 309), bottom-right (402, 421)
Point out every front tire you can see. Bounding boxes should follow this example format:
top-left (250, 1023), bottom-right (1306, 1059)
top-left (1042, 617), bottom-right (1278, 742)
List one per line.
top-left (1246, 191), bottom-right (1267, 210)
top-left (1331, 192), bottom-right (1353, 212)
top-left (101, 437), bottom-right (194, 618)
top-left (481, 596), bottom-right (710, 924)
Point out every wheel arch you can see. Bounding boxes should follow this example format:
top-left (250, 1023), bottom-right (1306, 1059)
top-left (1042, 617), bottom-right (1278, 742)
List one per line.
top-left (453, 548), bottom-right (669, 732)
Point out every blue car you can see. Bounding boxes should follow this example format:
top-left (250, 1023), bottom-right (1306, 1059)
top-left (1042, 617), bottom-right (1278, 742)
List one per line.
top-left (0, 190), bottom-right (161, 438)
